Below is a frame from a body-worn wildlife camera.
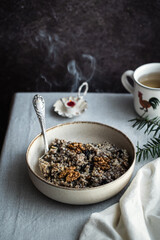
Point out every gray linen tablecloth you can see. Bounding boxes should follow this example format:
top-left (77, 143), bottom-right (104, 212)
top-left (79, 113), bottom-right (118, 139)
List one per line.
top-left (0, 93), bottom-right (150, 240)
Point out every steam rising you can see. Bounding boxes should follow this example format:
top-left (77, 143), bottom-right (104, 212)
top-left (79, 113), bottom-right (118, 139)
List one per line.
top-left (67, 60), bottom-right (82, 91)
top-left (31, 29), bottom-right (96, 91)
top-left (40, 74), bottom-right (52, 89)
top-left (67, 54), bottom-right (96, 91)
top-left (82, 54), bottom-right (96, 81)
top-left (34, 30), bottom-right (66, 68)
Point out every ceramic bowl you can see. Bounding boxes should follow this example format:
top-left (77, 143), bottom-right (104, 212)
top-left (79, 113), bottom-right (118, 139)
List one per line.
top-left (26, 121), bottom-right (136, 205)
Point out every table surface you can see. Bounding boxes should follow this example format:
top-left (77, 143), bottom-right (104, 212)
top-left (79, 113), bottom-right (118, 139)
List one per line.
top-left (0, 93), bottom-right (151, 240)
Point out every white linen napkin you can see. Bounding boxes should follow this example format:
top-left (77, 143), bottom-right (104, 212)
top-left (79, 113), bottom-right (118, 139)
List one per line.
top-left (79, 158), bottom-right (160, 240)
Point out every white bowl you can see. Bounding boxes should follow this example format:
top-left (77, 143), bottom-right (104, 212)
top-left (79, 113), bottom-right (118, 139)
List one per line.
top-left (26, 121), bottom-right (136, 205)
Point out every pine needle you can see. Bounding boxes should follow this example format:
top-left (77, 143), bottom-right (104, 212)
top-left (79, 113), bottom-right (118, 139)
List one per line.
top-left (129, 116), bottom-right (160, 161)
top-left (136, 136), bottom-right (160, 162)
top-left (129, 116), bottom-right (160, 136)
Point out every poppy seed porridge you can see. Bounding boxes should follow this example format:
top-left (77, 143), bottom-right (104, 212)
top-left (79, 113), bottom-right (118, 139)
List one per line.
top-left (39, 139), bottom-right (130, 188)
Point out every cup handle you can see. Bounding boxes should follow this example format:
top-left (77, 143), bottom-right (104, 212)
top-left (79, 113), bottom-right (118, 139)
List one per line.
top-left (121, 70), bottom-right (134, 94)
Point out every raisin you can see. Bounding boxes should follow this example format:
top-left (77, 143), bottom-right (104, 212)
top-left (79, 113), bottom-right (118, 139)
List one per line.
top-left (117, 149), bottom-right (123, 157)
top-left (84, 149), bottom-right (91, 159)
top-left (79, 164), bottom-right (87, 173)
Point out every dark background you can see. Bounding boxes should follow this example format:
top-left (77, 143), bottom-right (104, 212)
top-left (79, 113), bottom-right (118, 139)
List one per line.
top-left (1, 0), bottom-right (160, 150)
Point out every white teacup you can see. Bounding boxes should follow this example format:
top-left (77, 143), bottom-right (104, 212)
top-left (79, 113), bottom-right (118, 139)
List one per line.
top-left (121, 63), bottom-right (160, 118)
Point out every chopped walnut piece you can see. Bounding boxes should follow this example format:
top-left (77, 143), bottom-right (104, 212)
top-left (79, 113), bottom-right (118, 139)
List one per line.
top-left (94, 156), bottom-right (110, 170)
top-left (59, 166), bottom-right (80, 182)
top-left (66, 171), bottom-right (80, 182)
top-left (67, 142), bottom-right (86, 153)
top-left (59, 166), bottom-right (75, 178)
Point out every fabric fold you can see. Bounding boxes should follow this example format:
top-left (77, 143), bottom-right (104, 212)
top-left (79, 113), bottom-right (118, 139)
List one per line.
top-left (80, 158), bottom-right (160, 240)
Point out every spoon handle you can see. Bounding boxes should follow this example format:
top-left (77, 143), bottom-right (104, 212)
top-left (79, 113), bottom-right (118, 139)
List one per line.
top-left (33, 94), bottom-right (49, 153)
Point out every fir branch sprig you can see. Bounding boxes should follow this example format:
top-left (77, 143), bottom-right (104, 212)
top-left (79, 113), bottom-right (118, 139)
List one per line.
top-left (129, 116), bottom-right (160, 136)
top-left (136, 137), bottom-right (160, 162)
top-left (129, 116), bottom-right (160, 161)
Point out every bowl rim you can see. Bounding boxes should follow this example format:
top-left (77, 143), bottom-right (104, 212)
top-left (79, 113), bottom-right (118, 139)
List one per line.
top-left (26, 121), bottom-right (136, 191)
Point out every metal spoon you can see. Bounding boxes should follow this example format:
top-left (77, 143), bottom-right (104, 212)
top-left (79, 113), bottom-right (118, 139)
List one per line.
top-left (32, 94), bottom-right (49, 156)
